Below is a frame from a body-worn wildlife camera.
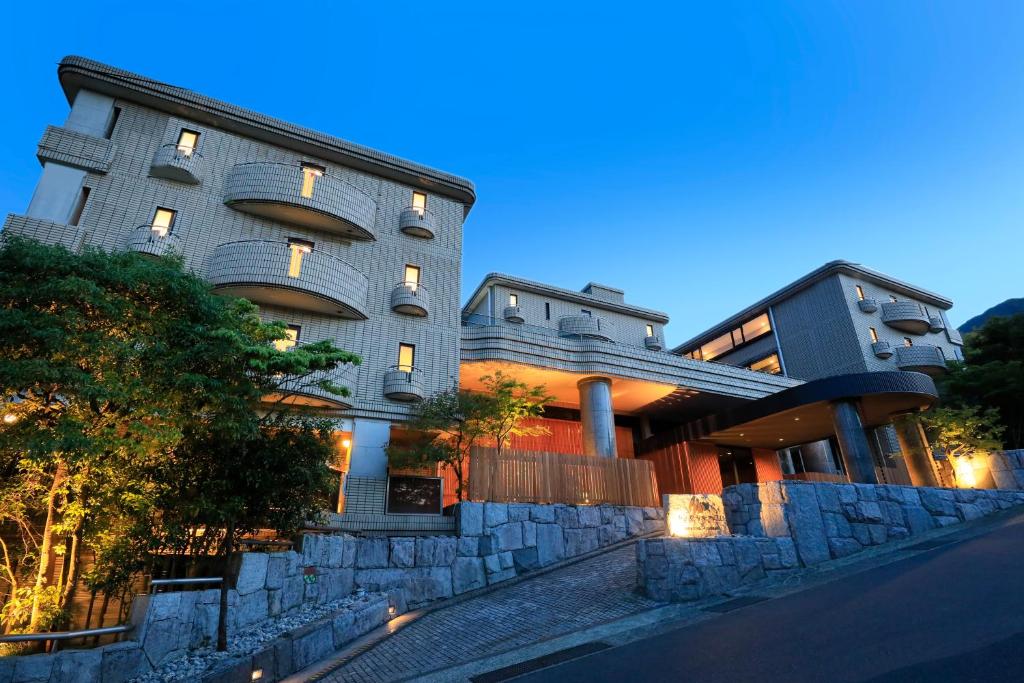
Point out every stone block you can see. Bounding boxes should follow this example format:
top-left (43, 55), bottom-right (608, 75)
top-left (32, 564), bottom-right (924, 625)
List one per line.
top-left (484, 554), bottom-right (502, 574)
top-left (508, 503), bottom-right (532, 521)
top-left (643, 506), bottom-right (663, 519)
top-left (457, 502), bottom-right (484, 536)
top-left (414, 537), bottom-right (436, 566)
top-left (536, 524), bottom-right (566, 566)
top-left (852, 524), bottom-right (872, 546)
top-left (326, 536), bottom-right (346, 567)
top-left (191, 600), bottom-right (219, 648)
top-left (484, 502), bottom-right (509, 527)
top-left (715, 540), bottom-right (737, 565)
top-left (578, 506), bottom-right (602, 527)
top-left (868, 524), bottom-right (887, 544)
top-left (12, 653), bottom-right (54, 683)
top-left (390, 538), bottom-right (415, 567)
top-left (232, 552), bottom-right (270, 595)
top-left (342, 537), bottom-right (358, 568)
top-left (487, 567), bottom-right (517, 585)
top-left (324, 568), bottom-right (355, 602)
top-left (853, 484), bottom-right (878, 501)
top-left (457, 536), bottom-right (481, 557)
top-left (782, 483), bottom-right (831, 566)
top-left (300, 534), bottom-right (325, 567)
top-left (815, 484), bottom-right (841, 512)
top-left (644, 519), bottom-right (665, 534)
top-left (555, 505), bottom-right (580, 528)
top-left (499, 551), bottom-right (514, 569)
top-left (823, 512), bottom-right (852, 538)
top-left (281, 575), bottom-right (305, 612)
top-left (564, 527), bottom-right (599, 556)
top-left (624, 508), bottom-right (644, 535)
top-left (530, 505), bottom-right (556, 523)
top-left (690, 541), bottom-right (723, 566)
top-left (856, 501), bottom-right (884, 523)
top-left (332, 611), bottom-right (356, 648)
top-left (141, 614), bottom-right (188, 668)
top-left (905, 507), bottom-right (935, 535)
top-left (266, 551), bottom-right (298, 590)
top-left (599, 524), bottom-right (626, 546)
top-left (405, 567), bottom-right (453, 604)
top-left (491, 522), bottom-right (525, 551)
top-left (920, 488), bottom-right (957, 517)
top-left (522, 520), bottom-right (538, 547)
top-left (452, 557), bottom-right (487, 594)
top-left (356, 537), bottom-right (389, 568)
top-left (511, 546), bottom-right (540, 572)
top-left (836, 484), bottom-right (858, 504)
top-left (777, 539), bottom-right (799, 568)
top-left (50, 649), bottom-right (101, 683)
top-left (251, 648), bottom-right (277, 682)
top-left (101, 641), bottom-right (150, 683)
top-left (956, 503), bottom-right (984, 521)
top-left (434, 537), bottom-right (457, 566)
top-left (829, 537), bottom-right (862, 558)
top-left (235, 588), bottom-right (269, 628)
top-left (292, 623), bottom-right (334, 670)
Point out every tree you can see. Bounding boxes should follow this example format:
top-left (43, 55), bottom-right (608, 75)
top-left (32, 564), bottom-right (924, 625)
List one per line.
top-left (0, 237), bottom-right (357, 643)
top-left (476, 372), bottom-right (553, 454)
top-left (939, 313), bottom-right (1024, 448)
top-left (917, 406), bottom-right (1005, 488)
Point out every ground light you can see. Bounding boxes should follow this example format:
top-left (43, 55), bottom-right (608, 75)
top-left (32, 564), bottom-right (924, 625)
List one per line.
top-left (953, 456), bottom-right (978, 488)
top-left (667, 506), bottom-right (691, 537)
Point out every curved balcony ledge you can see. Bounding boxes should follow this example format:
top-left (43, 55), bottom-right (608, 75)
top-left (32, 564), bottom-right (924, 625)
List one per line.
top-left (871, 340), bottom-right (893, 359)
top-left (881, 301), bottom-right (931, 335)
top-left (125, 225), bottom-right (182, 258)
top-left (399, 208), bottom-right (436, 239)
top-left (383, 366), bottom-right (425, 402)
top-left (929, 315), bottom-right (945, 333)
top-left (264, 356), bottom-right (357, 410)
top-left (857, 298), bottom-right (879, 313)
top-left (503, 306), bottom-right (524, 323)
top-left (895, 345), bottom-right (948, 376)
top-left (1, 214), bottom-right (84, 252)
top-left (224, 162), bottom-right (377, 240)
top-left (644, 335), bottom-right (664, 351)
top-left (150, 144), bottom-right (205, 184)
top-left (390, 282), bottom-right (430, 317)
top-left (559, 314), bottom-right (613, 342)
top-left (208, 240), bottom-right (368, 318)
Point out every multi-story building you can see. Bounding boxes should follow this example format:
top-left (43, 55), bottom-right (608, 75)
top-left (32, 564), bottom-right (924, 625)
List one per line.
top-left (671, 260), bottom-right (964, 485)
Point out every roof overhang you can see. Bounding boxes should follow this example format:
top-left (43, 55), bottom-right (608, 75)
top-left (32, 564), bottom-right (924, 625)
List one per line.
top-left (678, 371), bottom-right (938, 449)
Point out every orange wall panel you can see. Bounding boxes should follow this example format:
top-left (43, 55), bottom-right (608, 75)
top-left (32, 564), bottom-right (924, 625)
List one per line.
top-left (753, 447), bottom-right (783, 482)
top-left (685, 441), bottom-right (725, 494)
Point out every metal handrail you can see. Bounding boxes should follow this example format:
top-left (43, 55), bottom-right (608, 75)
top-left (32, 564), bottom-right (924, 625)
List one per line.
top-left (131, 224), bottom-right (177, 239)
top-left (393, 280), bottom-right (428, 294)
top-left (149, 576), bottom-right (222, 594)
top-left (158, 142), bottom-right (203, 160)
top-left (387, 364), bottom-right (423, 376)
top-left (0, 624), bottom-right (130, 653)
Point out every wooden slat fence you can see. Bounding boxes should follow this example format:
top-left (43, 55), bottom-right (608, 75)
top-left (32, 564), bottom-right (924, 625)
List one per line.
top-left (467, 447), bottom-right (659, 507)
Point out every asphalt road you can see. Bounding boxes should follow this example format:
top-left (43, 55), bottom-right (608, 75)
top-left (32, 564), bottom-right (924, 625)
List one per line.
top-left (519, 513), bottom-right (1024, 683)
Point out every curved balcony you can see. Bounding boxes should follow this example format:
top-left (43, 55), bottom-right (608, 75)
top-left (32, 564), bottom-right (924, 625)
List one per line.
top-left (929, 315), bottom-right (945, 333)
top-left (857, 298), bottom-right (879, 314)
top-left (265, 348), bottom-right (358, 410)
top-left (895, 344), bottom-right (948, 376)
top-left (224, 162), bottom-right (377, 240)
top-left (559, 315), bottom-right (613, 342)
top-left (383, 366), bottom-right (425, 402)
top-left (150, 144), bottom-right (205, 184)
top-left (503, 306), bottom-right (524, 323)
top-left (881, 301), bottom-right (931, 335)
top-left (399, 208), bottom-right (436, 239)
top-left (644, 335), bottom-right (664, 351)
top-left (208, 240), bottom-right (368, 319)
top-left (125, 225), bottom-right (182, 258)
top-left (390, 281), bottom-right (430, 317)
top-left (871, 340), bottom-right (893, 359)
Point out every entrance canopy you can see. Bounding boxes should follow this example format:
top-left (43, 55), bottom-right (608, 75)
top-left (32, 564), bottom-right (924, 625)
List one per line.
top-left (678, 372), bottom-right (938, 449)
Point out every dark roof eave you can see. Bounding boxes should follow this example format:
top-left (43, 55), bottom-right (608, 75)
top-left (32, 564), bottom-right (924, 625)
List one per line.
top-left (57, 56), bottom-right (477, 212)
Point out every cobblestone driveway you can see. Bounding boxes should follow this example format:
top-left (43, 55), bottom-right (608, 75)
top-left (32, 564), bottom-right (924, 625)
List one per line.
top-left (319, 544), bottom-right (660, 682)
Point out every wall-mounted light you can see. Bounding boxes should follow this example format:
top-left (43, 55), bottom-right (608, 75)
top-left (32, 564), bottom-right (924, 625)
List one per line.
top-left (251, 668), bottom-right (263, 681)
top-left (342, 439), bottom-right (352, 449)
top-left (388, 605), bottom-right (397, 616)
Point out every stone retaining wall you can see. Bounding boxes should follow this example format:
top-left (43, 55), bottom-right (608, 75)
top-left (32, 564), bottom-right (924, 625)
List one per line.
top-left (984, 450), bottom-right (1024, 491)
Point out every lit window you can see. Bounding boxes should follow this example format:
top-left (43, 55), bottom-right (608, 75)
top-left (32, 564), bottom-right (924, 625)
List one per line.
top-left (904, 338), bottom-right (913, 347)
top-left (151, 207), bottom-right (176, 237)
top-left (855, 285), bottom-right (865, 301)
top-left (404, 264), bottom-right (421, 292)
top-left (749, 354), bottom-right (782, 375)
top-left (397, 343), bottom-right (416, 372)
top-left (287, 238), bottom-right (314, 278)
top-left (509, 294), bottom-right (518, 307)
top-left (700, 331), bottom-right (734, 361)
top-left (411, 191), bottom-right (427, 216)
top-left (890, 295), bottom-right (898, 303)
top-left (68, 187), bottom-right (90, 226)
top-left (176, 129), bottom-right (199, 157)
top-left (740, 313), bottom-right (771, 342)
top-left (274, 325), bottom-right (300, 352)
top-left (646, 324), bottom-right (655, 337)
top-left (869, 327), bottom-right (878, 343)
top-left (300, 164), bottom-right (325, 199)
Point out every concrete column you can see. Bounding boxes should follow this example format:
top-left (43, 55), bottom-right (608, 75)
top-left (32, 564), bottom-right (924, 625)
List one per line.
top-left (829, 400), bottom-right (878, 484)
top-left (578, 377), bottom-right (617, 458)
top-left (891, 414), bottom-right (939, 487)
top-left (801, 439), bottom-right (838, 474)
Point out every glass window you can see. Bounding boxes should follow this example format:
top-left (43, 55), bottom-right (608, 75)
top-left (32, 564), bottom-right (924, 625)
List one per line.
top-left (869, 327), bottom-right (878, 343)
top-left (509, 294), bottom-right (518, 307)
top-left (904, 338), bottom-right (913, 347)
top-left (581, 309), bottom-right (592, 317)
top-left (855, 285), bottom-right (865, 301)
top-left (398, 343), bottom-right (415, 372)
top-left (404, 264), bottom-right (421, 291)
top-left (274, 325), bottom-right (300, 352)
top-left (151, 207), bottom-right (176, 236)
top-left (287, 238), bottom-right (314, 278)
top-left (545, 302), bottom-right (550, 320)
top-left (300, 163), bottom-right (325, 199)
top-left (890, 295), bottom-right (898, 303)
top-left (646, 324), bottom-right (655, 337)
top-left (740, 313), bottom-right (771, 342)
top-left (749, 353), bottom-right (782, 374)
top-left (68, 187), bottom-right (90, 226)
top-left (412, 191), bottom-right (427, 215)
top-left (700, 331), bottom-right (734, 361)
top-left (176, 129), bottom-right (199, 156)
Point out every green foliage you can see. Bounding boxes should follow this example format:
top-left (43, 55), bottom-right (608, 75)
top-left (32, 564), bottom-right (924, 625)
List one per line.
top-left (917, 405), bottom-right (1005, 458)
top-left (939, 313), bottom-right (1024, 448)
top-left (477, 371), bottom-right (554, 453)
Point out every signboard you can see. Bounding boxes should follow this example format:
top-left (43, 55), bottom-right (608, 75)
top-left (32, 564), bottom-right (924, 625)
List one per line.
top-left (386, 476), bottom-right (443, 515)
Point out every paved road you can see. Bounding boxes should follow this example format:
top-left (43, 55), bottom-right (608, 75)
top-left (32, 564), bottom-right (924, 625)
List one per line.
top-left (321, 544), bottom-right (661, 682)
top-left (521, 513), bottom-right (1024, 683)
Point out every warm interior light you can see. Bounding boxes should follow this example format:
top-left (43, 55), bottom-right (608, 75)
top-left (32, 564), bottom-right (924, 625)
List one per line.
top-left (388, 605), bottom-right (397, 616)
top-left (288, 242), bottom-right (312, 278)
top-left (954, 457), bottom-right (977, 488)
top-left (668, 506), bottom-right (691, 537)
top-left (342, 439), bottom-right (352, 449)
top-left (2, 414), bottom-right (16, 424)
top-left (251, 669), bottom-right (263, 681)
top-left (301, 165), bottom-right (323, 198)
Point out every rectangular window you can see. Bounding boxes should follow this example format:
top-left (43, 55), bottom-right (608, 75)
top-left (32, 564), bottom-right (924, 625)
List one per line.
top-left (398, 343), bottom-right (416, 372)
top-left (581, 309), bottom-right (592, 317)
top-left (68, 187), bottom-right (90, 226)
top-left (545, 302), bottom-right (550, 320)
top-left (855, 285), bottom-right (865, 301)
top-left (274, 325), bottom-right (301, 352)
top-left (890, 295), bottom-right (898, 303)
top-left (404, 264), bottom-right (421, 291)
top-left (300, 163), bottom-right (325, 199)
top-left (509, 293), bottom-right (518, 307)
top-left (287, 238), bottom-right (314, 278)
top-left (700, 331), bottom-right (734, 361)
top-left (869, 327), bottom-right (878, 343)
top-left (176, 129), bottom-right (199, 157)
top-left (151, 207), bottom-right (176, 236)
top-left (749, 353), bottom-right (782, 375)
top-left (104, 107), bottom-right (121, 139)
top-left (646, 324), bottom-right (655, 337)
top-left (740, 313), bottom-right (771, 342)
top-left (411, 191), bottom-right (427, 215)
top-left (904, 337), bottom-right (913, 347)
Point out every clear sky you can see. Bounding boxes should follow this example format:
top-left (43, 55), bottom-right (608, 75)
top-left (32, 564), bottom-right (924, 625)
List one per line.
top-left (1, 2), bottom-right (1021, 344)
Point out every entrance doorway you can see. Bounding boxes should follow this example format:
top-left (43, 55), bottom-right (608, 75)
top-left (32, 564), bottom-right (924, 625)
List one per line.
top-left (718, 446), bottom-right (758, 487)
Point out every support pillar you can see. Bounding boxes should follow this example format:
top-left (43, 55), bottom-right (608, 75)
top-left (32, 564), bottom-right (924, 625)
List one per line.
top-left (829, 400), bottom-right (878, 484)
top-left (801, 440), bottom-right (839, 474)
top-left (578, 377), bottom-right (617, 458)
top-left (891, 413), bottom-right (939, 487)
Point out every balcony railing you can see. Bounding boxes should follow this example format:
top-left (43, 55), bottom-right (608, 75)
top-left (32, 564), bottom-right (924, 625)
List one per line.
top-left (125, 225), bottom-right (182, 258)
top-left (1, 214), bottom-right (84, 252)
top-left (390, 281), bottom-right (430, 317)
top-left (150, 143), bottom-right (205, 184)
top-left (399, 207), bottom-right (436, 239)
top-left (503, 305), bottom-right (524, 323)
top-left (644, 335), bottom-right (664, 351)
top-left (558, 314), bottom-right (613, 341)
top-left (895, 344), bottom-right (948, 376)
top-left (857, 298), bottom-right (879, 313)
top-left (928, 315), bottom-right (945, 333)
top-left (871, 340), bottom-right (893, 358)
top-left (383, 366), bottom-right (425, 402)
top-left (881, 301), bottom-right (931, 335)
top-left (208, 240), bottom-right (368, 318)
top-left (265, 342), bottom-right (358, 409)
top-left (224, 162), bottom-right (377, 240)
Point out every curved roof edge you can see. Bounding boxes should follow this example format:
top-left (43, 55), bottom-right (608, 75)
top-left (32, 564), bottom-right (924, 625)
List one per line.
top-left (671, 260), bottom-right (955, 353)
top-left (462, 272), bottom-right (670, 323)
top-left (58, 56), bottom-right (477, 210)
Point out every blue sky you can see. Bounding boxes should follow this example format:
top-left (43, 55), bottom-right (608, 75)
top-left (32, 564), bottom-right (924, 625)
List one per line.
top-left (1, 2), bottom-right (1022, 344)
